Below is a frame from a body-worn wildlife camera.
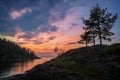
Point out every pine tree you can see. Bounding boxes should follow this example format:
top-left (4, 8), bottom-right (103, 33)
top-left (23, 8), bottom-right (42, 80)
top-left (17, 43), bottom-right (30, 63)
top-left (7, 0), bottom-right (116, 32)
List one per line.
top-left (82, 18), bottom-right (97, 46)
top-left (81, 4), bottom-right (118, 45)
top-left (90, 4), bottom-right (118, 45)
top-left (78, 30), bottom-right (92, 47)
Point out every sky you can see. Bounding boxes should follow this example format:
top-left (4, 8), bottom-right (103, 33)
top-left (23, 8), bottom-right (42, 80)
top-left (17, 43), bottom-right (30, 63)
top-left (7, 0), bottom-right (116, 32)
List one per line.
top-left (0, 0), bottom-right (120, 57)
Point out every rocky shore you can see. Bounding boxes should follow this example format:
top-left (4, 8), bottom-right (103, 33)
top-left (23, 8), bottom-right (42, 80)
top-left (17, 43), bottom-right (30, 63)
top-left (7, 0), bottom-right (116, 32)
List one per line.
top-left (3, 44), bottom-right (120, 80)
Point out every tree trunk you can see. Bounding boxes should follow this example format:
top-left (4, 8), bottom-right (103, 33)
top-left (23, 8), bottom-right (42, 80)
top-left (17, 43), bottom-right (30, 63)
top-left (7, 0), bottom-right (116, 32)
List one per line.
top-left (92, 28), bottom-right (96, 46)
top-left (98, 25), bottom-right (102, 45)
top-left (93, 38), bottom-right (95, 46)
top-left (93, 34), bottom-right (95, 46)
top-left (99, 35), bottom-right (102, 45)
top-left (98, 31), bottom-right (102, 45)
top-left (85, 42), bottom-right (87, 47)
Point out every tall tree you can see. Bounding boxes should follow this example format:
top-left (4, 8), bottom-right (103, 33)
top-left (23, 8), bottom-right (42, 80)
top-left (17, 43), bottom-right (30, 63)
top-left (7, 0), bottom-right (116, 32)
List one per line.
top-left (90, 4), bottom-right (118, 45)
top-left (81, 4), bottom-right (118, 45)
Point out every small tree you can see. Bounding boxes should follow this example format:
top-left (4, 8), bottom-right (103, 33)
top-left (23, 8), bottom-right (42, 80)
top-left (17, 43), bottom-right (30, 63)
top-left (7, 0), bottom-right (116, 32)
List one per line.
top-left (78, 30), bottom-right (92, 47)
top-left (59, 49), bottom-right (65, 55)
top-left (54, 47), bottom-right (65, 56)
top-left (54, 46), bottom-right (59, 52)
top-left (82, 18), bottom-right (97, 46)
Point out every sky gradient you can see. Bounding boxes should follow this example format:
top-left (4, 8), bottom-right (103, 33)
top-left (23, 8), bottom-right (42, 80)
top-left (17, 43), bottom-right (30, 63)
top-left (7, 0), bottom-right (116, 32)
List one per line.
top-left (0, 0), bottom-right (120, 57)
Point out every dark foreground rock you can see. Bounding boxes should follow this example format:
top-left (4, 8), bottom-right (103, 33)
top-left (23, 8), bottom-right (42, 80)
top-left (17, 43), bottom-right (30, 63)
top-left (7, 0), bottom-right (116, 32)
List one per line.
top-left (3, 44), bottom-right (120, 80)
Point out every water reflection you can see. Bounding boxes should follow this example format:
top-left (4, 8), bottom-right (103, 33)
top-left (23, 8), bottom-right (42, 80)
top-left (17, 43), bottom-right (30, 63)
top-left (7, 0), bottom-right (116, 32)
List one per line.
top-left (0, 58), bottom-right (52, 78)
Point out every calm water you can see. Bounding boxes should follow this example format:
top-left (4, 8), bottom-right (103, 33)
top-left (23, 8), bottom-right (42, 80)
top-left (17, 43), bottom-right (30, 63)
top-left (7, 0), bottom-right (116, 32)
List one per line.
top-left (0, 58), bottom-right (52, 78)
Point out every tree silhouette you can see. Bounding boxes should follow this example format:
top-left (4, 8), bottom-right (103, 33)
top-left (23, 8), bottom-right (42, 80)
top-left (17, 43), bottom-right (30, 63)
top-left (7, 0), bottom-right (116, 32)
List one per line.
top-left (54, 47), bottom-right (65, 56)
top-left (91, 4), bottom-right (118, 45)
top-left (78, 29), bottom-right (92, 47)
top-left (81, 4), bottom-right (118, 45)
top-left (82, 17), bottom-right (97, 46)
top-left (54, 47), bottom-right (59, 53)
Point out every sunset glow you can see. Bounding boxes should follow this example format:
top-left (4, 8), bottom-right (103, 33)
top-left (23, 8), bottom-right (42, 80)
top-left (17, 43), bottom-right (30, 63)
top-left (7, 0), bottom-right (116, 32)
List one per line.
top-left (0, 0), bottom-right (120, 57)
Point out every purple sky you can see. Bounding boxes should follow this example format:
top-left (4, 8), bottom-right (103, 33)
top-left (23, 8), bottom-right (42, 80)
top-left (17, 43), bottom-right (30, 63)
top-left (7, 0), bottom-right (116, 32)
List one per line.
top-left (0, 0), bottom-right (120, 57)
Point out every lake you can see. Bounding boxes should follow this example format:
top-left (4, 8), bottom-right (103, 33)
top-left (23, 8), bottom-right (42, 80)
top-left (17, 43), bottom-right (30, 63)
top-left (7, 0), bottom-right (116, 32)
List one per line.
top-left (0, 58), bottom-right (52, 78)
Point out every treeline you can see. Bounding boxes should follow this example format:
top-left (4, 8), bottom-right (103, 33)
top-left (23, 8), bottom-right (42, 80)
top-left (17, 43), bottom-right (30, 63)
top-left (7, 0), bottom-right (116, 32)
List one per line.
top-left (0, 38), bottom-right (39, 61)
top-left (78, 4), bottom-right (118, 46)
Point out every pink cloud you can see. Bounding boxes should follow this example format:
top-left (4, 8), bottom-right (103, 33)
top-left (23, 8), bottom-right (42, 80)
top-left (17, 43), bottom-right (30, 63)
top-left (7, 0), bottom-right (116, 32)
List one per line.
top-left (10, 7), bottom-right (32, 20)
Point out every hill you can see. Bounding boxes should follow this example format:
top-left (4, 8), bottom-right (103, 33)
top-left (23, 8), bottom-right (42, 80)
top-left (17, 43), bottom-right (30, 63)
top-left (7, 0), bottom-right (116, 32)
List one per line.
top-left (4, 43), bottom-right (120, 80)
top-left (0, 38), bottom-right (39, 64)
